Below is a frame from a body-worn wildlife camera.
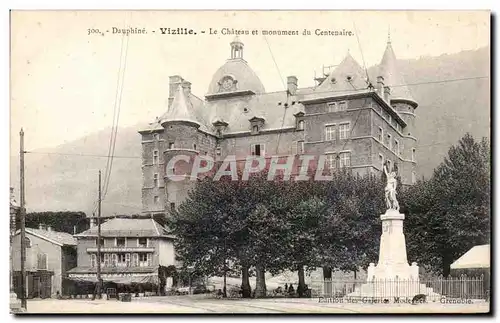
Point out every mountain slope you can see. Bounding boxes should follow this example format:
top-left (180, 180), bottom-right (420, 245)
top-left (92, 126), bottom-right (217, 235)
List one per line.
top-left (10, 47), bottom-right (490, 214)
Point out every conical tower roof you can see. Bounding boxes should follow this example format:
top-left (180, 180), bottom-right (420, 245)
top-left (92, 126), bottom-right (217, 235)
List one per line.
top-left (379, 40), bottom-right (418, 107)
top-left (316, 51), bottom-right (368, 92)
top-left (160, 84), bottom-right (200, 127)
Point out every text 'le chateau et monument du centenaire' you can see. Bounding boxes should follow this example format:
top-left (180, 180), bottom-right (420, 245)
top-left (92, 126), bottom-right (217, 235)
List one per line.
top-left (88, 27), bottom-right (355, 37)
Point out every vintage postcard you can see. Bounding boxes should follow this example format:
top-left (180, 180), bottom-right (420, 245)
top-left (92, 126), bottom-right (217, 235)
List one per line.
top-left (9, 10), bottom-right (490, 314)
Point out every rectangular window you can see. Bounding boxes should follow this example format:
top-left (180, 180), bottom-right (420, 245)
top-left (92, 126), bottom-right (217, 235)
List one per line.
top-left (378, 127), bottom-right (384, 142)
top-left (132, 253), bottom-right (139, 267)
top-left (387, 134), bottom-right (392, 149)
top-left (251, 144), bottom-right (265, 156)
top-left (339, 123), bottom-right (350, 140)
top-left (118, 253), bottom-right (126, 265)
top-left (116, 237), bottom-right (126, 247)
top-left (392, 119), bottom-right (398, 129)
top-left (412, 171), bottom-right (417, 184)
top-left (168, 142), bottom-right (174, 149)
top-left (379, 154), bottom-right (384, 169)
top-left (147, 253), bottom-right (152, 266)
top-left (325, 125), bottom-right (336, 141)
top-left (104, 253), bottom-right (110, 267)
top-left (326, 154), bottom-right (336, 170)
top-left (297, 140), bottom-right (304, 154)
top-left (90, 254), bottom-right (97, 268)
top-left (138, 238), bottom-right (148, 248)
top-left (125, 253), bottom-right (131, 267)
top-left (111, 254), bottom-right (118, 267)
top-left (394, 140), bottom-right (400, 155)
top-left (339, 152), bottom-right (351, 168)
top-left (153, 173), bottom-right (159, 187)
top-left (37, 253), bottom-right (48, 270)
top-left (338, 101), bottom-right (347, 111)
top-left (297, 120), bottom-right (304, 130)
top-left (153, 150), bottom-right (159, 165)
top-left (412, 148), bottom-right (416, 162)
top-left (153, 133), bottom-right (159, 141)
top-left (388, 114), bottom-right (392, 125)
top-left (327, 102), bottom-right (337, 112)
top-left (387, 160), bottom-right (392, 171)
top-left (154, 195), bottom-right (159, 204)
top-left (170, 202), bottom-right (176, 211)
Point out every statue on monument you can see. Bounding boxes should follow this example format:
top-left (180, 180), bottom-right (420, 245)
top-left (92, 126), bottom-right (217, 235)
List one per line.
top-left (383, 161), bottom-right (399, 211)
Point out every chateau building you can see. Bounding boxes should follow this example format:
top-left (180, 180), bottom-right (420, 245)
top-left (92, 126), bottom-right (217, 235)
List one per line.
top-left (139, 37), bottom-right (418, 217)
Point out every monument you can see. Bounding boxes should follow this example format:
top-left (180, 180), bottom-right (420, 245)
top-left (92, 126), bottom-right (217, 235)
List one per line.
top-left (348, 162), bottom-right (438, 301)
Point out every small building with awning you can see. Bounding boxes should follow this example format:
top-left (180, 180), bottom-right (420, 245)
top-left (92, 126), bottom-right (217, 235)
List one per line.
top-left (451, 244), bottom-right (490, 271)
top-left (450, 244), bottom-right (490, 298)
top-left (67, 217), bottom-right (176, 295)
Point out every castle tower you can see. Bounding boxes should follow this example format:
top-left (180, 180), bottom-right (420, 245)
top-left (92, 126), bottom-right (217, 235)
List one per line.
top-left (161, 84), bottom-right (201, 215)
top-left (378, 37), bottom-right (419, 185)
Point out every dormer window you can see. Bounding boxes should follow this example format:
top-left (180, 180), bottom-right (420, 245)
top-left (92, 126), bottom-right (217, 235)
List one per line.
top-left (297, 120), bottom-right (304, 131)
top-left (213, 119), bottom-right (229, 137)
top-left (249, 116), bottom-right (265, 135)
top-left (294, 111), bottom-right (305, 131)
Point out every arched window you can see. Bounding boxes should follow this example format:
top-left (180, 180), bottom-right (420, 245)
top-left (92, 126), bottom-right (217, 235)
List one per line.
top-left (297, 120), bottom-right (304, 130)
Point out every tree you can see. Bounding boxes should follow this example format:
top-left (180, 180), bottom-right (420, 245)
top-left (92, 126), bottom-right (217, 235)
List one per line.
top-left (403, 133), bottom-right (490, 276)
top-left (19, 211), bottom-right (89, 234)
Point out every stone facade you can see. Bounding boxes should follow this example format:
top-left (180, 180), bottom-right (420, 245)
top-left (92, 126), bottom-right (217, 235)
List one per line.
top-left (139, 37), bottom-right (418, 217)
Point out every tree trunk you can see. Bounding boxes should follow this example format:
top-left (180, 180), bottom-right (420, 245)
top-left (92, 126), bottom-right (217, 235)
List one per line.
top-left (255, 265), bottom-right (267, 298)
top-left (442, 255), bottom-right (452, 277)
top-left (322, 266), bottom-right (332, 297)
top-left (241, 266), bottom-right (251, 298)
top-left (323, 266), bottom-right (332, 279)
top-left (297, 265), bottom-right (306, 298)
top-left (223, 268), bottom-right (227, 298)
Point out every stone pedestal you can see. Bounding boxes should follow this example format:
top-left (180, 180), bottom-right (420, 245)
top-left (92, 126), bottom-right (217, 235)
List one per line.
top-left (347, 209), bottom-right (439, 301)
top-left (367, 209), bottom-right (419, 281)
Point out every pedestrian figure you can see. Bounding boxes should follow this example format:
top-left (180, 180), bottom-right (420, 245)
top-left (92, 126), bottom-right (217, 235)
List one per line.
top-left (284, 283), bottom-right (288, 291)
top-left (288, 283), bottom-right (295, 295)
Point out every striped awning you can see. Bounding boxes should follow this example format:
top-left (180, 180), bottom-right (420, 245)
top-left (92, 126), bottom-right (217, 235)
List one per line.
top-left (68, 271), bottom-right (158, 284)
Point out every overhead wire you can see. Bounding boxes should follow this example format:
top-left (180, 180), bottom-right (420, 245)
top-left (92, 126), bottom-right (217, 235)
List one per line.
top-left (262, 35), bottom-right (290, 154)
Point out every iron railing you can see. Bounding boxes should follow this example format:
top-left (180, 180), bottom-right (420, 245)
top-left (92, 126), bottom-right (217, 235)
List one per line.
top-left (311, 275), bottom-right (487, 301)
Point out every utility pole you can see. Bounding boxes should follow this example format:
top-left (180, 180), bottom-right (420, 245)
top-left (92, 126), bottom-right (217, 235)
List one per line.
top-left (19, 128), bottom-right (27, 310)
top-left (96, 170), bottom-right (102, 299)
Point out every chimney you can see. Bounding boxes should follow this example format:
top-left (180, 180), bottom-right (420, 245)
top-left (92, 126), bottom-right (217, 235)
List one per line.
top-left (168, 75), bottom-right (184, 108)
top-left (73, 225), bottom-right (77, 235)
top-left (383, 86), bottom-right (391, 103)
top-left (90, 217), bottom-right (96, 228)
top-left (181, 80), bottom-right (192, 97)
top-left (287, 76), bottom-right (298, 96)
top-left (376, 76), bottom-right (385, 97)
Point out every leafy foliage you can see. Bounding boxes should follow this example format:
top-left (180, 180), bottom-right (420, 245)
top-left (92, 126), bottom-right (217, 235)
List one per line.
top-left (403, 133), bottom-right (490, 275)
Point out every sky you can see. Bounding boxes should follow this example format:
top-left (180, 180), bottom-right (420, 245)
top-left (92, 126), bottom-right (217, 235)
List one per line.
top-left (10, 10), bottom-right (490, 153)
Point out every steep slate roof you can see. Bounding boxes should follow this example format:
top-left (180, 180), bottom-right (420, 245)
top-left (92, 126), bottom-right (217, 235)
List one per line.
top-left (140, 40), bottom-right (414, 137)
top-left (207, 58), bottom-right (266, 95)
top-left (315, 52), bottom-right (369, 93)
top-left (378, 40), bottom-right (417, 106)
top-left (74, 218), bottom-right (172, 238)
top-left (160, 84), bottom-right (201, 127)
top-left (17, 228), bottom-right (77, 246)
top-left (204, 89), bottom-right (308, 134)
